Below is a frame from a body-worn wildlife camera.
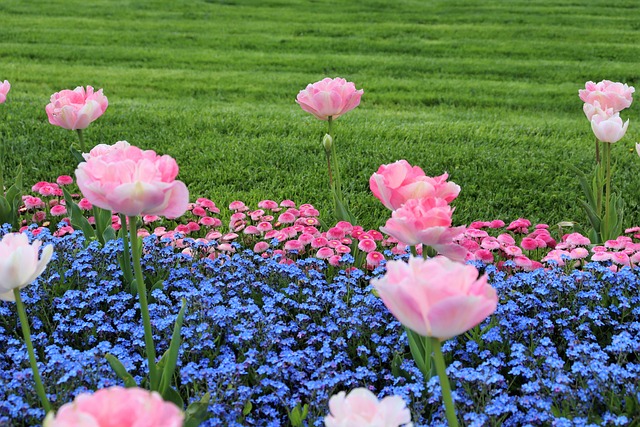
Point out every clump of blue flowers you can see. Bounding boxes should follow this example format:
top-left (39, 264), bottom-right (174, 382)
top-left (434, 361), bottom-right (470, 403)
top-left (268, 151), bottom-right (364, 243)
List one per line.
top-left (0, 227), bottom-right (638, 426)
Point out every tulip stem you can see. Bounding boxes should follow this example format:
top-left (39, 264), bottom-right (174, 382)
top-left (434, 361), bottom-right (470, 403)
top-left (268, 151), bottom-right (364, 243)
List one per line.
top-left (13, 289), bottom-right (51, 413)
top-left (595, 137), bottom-right (600, 165)
top-left (128, 216), bottom-right (159, 390)
top-left (119, 213), bottom-right (134, 285)
top-left (431, 337), bottom-right (458, 427)
top-left (603, 141), bottom-right (612, 241)
top-left (76, 129), bottom-right (85, 153)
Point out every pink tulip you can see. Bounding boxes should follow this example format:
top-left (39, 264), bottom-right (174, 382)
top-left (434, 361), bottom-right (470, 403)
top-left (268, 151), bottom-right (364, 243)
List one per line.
top-left (45, 86), bottom-right (108, 130)
top-left (579, 80), bottom-right (635, 113)
top-left (379, 198), bottom-right (467, 261)
top-left (43, 386), bottom-right (183, 427)
top-left (75, 141), bottom-right (189, 218)
top-left (296, 77), bottom-right (363, 121)
top-left (591, 112), bottom-right (629, 143)
top-left (372, 256), bottom-right (497, 340)
top-left (0, 80), bottom-right (10, 104)
top-left (324, 388), bottom-right (412, 427)
top-left (370, 160), bottom-right (460, 210)
top-left (0, 233), bottom-right (53, 301)
top-left (583, 101), bottom-right (614, 121)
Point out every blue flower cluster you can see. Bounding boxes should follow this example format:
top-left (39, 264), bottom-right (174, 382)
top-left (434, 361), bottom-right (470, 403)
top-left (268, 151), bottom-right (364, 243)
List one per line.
top-left (0, 227), bottom-right (639, 426)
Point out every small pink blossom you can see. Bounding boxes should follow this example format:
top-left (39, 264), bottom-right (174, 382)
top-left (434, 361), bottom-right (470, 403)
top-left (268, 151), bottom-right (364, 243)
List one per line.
top-left (298, 233), bottom-right (315, 245)
top-left (56, 175), bottom-right (74, 186)
top-left (610, 251), bottom-right (630, 266)
top-left (50, 205), bottom-right (67, 216)
top-left (474, 249), bottom-right (494, 264)
top-left (278, 212), bottom-right (296, 224)
top-left (284, 240), bottom-right (304, 252)
top-left (23, 196), bottom-right (45, 210)
top-left (520, 237), bottom-right (538, 251)
top-left (358, 239), bottom-right (377, 253)
top-left (257, 222), bottom-right (273, 232)
top-left (335, 221), bottom-right (354, 233)
top-left (328, 255), bottom-right (342, 266)
top-left (229, 200), bottom-right (246, 211)
top-left (316, 247), bottom-right (335, 259)
top-left (280, 199), bottom-right (296, 208)
top-left (327, 227), bottom-right (346, 240)
top-left (335, 245), bottom-right (351, 254)
top-left (366, 251), bottom-right (385, 268)
top-left (570, 248), bottom-right (589, 259)
top-left (253, 242), bottom-right (270, 253)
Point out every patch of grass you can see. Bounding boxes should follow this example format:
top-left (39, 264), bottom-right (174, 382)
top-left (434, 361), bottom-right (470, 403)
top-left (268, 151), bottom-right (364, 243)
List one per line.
top-left (1, 0), bottom-right (639, 230)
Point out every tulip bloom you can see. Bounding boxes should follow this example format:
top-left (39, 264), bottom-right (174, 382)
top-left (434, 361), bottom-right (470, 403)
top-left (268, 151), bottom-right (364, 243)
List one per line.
top-left (46, 86), bottom-right (108, 130)
top-left (370, 160), bottom-right (460, 211)
top-left (324, 388), bottom-right (413, 427)
top-left (0, 80), bottom-right (10, 104)
top-left (75, 141), bottom-right (189, 218)
top-left (44, 387), bottom-right (184, 427)
top-left (296, 77), bottom-right (363, 121)
top-left (591, 112), bottom-right (629, 143)
top-left (579, 80), bottom-right (635, 113)
top-left (380, 197), bottom-right (467, 262)
top-left (372, 256), bottom-right (497, 340)
top-left (0, 233), bottom-right (53, 301)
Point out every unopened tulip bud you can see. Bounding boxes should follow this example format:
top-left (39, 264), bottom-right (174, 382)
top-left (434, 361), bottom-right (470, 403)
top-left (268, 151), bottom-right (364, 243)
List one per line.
top-left (322, 133), bottom-right (333, 152)
top-left (635, 142), bottom-right (640, 157)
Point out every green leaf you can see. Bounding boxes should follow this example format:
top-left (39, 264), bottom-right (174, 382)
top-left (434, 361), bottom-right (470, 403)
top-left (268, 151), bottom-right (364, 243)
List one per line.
top-left (162, 385), bottom-right (184, 409)
top-left (70, 147), bottom-right (85, 164)
top-left (159, 299), bottom-right (187, 399)
top-left (63, 187), bottom-right (96, 242)
top-left (184, 393), bottom-right (211, 427)
top-left (405, 327), bottom-right (432, 379)
top-left (242, 400), bottom-right (252, 416)
top-left (105, 354), bottom-right (138, 388)
top-left (102, 226), bottom-right (117, 243)
top-left (577, 199), bottom-right (601, 232)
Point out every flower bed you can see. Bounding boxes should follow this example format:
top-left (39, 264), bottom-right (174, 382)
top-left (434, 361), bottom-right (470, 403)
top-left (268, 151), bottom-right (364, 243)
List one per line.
top-left (1, 208), bottom-right (640, 426)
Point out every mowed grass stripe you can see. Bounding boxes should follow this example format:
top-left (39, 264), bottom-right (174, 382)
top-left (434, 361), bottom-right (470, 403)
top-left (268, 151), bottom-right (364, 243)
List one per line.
top-left (1, 0), bottom-right (640, 229)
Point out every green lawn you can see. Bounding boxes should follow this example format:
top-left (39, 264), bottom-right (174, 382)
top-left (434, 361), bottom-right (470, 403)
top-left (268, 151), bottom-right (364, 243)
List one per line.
top-left (1, 0), bottom-right (640, 229)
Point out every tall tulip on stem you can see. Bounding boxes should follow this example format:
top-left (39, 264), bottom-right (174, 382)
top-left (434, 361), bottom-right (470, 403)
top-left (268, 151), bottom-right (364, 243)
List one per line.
top-left (75, 141), bottom-right (189, 393)
top-left (577, 80), bottom-right (634, 243)
top-left (372, 257), bottom-right (498, 427)
top-left (0, 80), bottom-right (10, 192)
top-left (46, 86), bottom-right (108, 157)
top-left (296, 77), bottom-right (363, 223)
top-left (0, 233), bottom-right (54, 413)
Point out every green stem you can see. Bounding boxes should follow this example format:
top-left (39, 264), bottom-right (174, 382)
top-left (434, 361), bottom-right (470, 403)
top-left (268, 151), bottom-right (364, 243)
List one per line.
top-left (595, 137), bottom-right (600, 165)
top-left (604, 142), bottom-right (612, 241)
top-left (119, 213), bottom-right (134, 284)
top-left (128, 215), bottom-right (159, 390)
top-left (410, 245), bottom-right (418, 258)
top-left (13, 289), bottom-right (51, 413)
top-left (328, 117), bottom-right (341, 195)
top-left (76, 129), bottom-right (85, 153)
top-left (431, 337), bottom-right (459, 427)
top-left (325, 148), bottom-right (334, 189)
